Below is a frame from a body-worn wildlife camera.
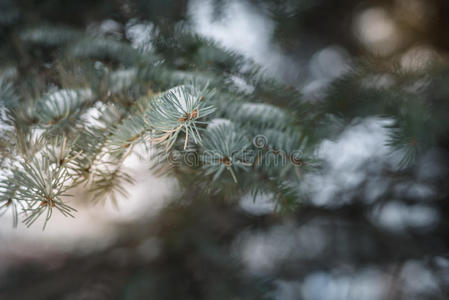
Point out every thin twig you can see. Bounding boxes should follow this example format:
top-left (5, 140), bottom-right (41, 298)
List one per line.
top-left (184, 125), bottom-right (189, 150)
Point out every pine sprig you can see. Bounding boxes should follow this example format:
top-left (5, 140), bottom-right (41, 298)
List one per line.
top-left (13, 157), bottom-right (76, 228)
top-left (88, 167), bottom-right (135, 208)
top-left (201, 121), bottom-right (252, 183)
top-left (36, 88), bottom-right (93, 135)
top-left (106, 108), bottom-right (149, 157)
top-left (147, 83), bottom-right (216, 151)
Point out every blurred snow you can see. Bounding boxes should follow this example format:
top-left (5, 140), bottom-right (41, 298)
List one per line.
top-left (400, 260), bottom-right (440, 298)
top-left (372, 201), bottom-right (439, 232)
top-left (87, 19), bottom-right (122, 39)
top-left (125, 20), bottom-right (157, 51)
top-left (188, 0), bottom-right (298, 79)
top-left (309, 46), bottom-right (350, 80)
top-left (304, 46), bottom-right (350, 100)
top-left (239, 192), bottom-right (275, 215)
top-left (300, 269), bottom-right (386, 300)
top-left (302, 118), bottom-right (395, 207)
top-left (235, 220), bottom-right (328, 274)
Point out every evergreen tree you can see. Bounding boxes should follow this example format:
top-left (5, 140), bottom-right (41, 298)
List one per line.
top-left (0, 0), bottom-right (449, 299)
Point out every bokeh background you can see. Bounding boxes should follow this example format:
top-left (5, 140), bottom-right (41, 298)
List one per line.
top-left (1, 0), bottom-right (449, 299)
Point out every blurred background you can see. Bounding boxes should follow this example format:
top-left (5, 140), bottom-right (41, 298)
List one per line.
top-left (1, 0), bottom-right (449, 299)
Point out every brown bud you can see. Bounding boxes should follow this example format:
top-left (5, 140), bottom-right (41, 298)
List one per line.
top-left (179, 112), bottom-right (191, 122)
top-left (218, 156), bottom-right (231, 166)
top-left (191, 109), bottom-right (198, 119)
